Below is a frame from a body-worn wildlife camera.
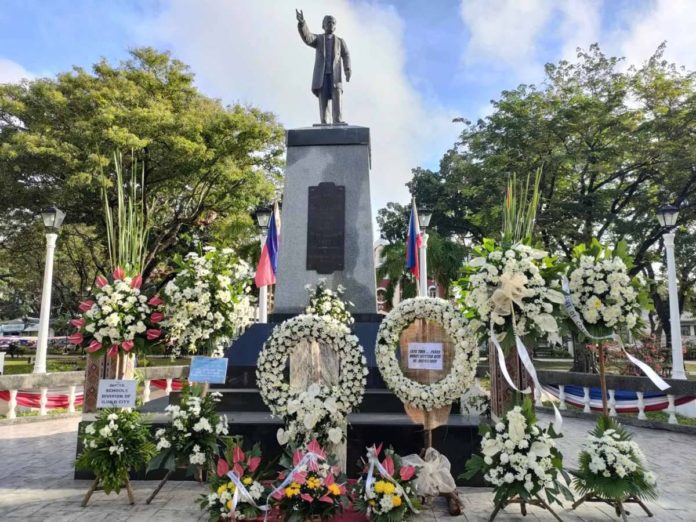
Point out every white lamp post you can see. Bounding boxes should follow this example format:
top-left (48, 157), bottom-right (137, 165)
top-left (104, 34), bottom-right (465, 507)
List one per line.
top-left (33, 207), bottom-right (66, 374)
top-left (255, 207), bottom-right (272, 324)
top-left (657, 203), bottom-right (686, 380)
top-left (417, 207), bottom-right (433, 297)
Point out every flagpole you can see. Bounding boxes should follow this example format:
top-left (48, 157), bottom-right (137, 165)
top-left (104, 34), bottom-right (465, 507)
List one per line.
top-left (419, 233), bottom-right (428, 297)
top-left (259, 285), bottom-right (268, 324)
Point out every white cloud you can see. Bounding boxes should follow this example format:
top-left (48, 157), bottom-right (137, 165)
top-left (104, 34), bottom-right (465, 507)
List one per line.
top-left (460, 0), bottom-right (552, 67)
top-left (557, 0), bottom-right (602, 61)
top-left (134, 0), bottom-right (457, 220)
top-left (0, 57), bottom-right (33, 84)
top-left (618, 0), bottom-right (696, 69)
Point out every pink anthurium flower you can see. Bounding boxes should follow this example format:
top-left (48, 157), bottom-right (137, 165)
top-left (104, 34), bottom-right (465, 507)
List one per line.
top-left (121, 340), bottom-right (134, 352)
top-left (217, 458), bottom-right (229, 478)
top-left (399, 465), bottom-right (416, 481)
top-left (87, 340), bottom-right (102, 353)
top-left (382, 456), bottom-right (394, 476)
top-left (95, 275), bottom-right (109, 288)
top-left (130, 274), bottom-right (142, 289)
top-left (292, 472), bottom-right (307, 485)
top-left (78, 300), bottom-right (95, 312)
top-left (292, 449), bottom-right (304, 467)
top-left (324, 473), bottom-right (335, 486)
top-left (271, 490), bottom-right (284, 501)
top-left (300, 493), bottom-right (314, 503)
top-left (233, 463), bottom-right (244, 478)
top-left (146, 329), bottom-right (162, 341)
top-left (150, 312), bottom-right (164, 323)
top-left (113, 266), bottom-right (125, 280)
top-left (107, 344), bottom-right (119, 358)
top-left (318, 496), bottom-right (333, 504)
top-left (247, 456), bottom-right (261, 473)
top-left (68, 332), bottom-right (83, 345)
top-left (232, 446), bottom-right (245, 463)
top-left (307, 439), bottom-right (326, 459)
top-left (70, 318), bottom-right (85, 328)
top-left (148, 295), bottom-right (164, 306)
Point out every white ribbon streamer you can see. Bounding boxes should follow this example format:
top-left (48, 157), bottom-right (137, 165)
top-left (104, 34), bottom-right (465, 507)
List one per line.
top-left (561, 276), bottom-right (670, 392)
top-left (225, 469), bottom-right (268, 515)
top-left (490, 325), bottom-right (531, 395)
top-left (490, 325), bottom-right (562, 432)
top-left (365, 446), bottom-right (418, 513)
top-left (263, 451), bottom-right (324, 521)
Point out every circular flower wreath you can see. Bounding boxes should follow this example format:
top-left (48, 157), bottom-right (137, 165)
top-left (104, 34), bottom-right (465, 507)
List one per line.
top-left (256, 314), bottom-right (368, 422)
top-left (376, 297), bottom-right (479, 410)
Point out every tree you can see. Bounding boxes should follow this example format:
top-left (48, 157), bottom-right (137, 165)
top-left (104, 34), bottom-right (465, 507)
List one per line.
top-left (0, 48), bottom-right (284, 319)
top-left (389, 44), bottom-right (696, 338)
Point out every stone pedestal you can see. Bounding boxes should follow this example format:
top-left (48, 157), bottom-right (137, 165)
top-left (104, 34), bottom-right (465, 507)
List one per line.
top-left (274, 125), bottom-right (376, 314)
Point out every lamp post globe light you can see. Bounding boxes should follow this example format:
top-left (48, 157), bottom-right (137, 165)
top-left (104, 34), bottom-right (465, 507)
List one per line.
top-left (33, 207), bottom-right (66, 374)
top-left (657, 203), bottom-right (686, 380)
top-left (417, 207), bottom-right (433, 297)
top-left (255, 207), bottom-right (272, 324)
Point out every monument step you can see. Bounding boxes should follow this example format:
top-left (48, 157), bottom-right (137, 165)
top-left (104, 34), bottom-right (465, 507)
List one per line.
top-left (209, 387), bottom-right (412, 414)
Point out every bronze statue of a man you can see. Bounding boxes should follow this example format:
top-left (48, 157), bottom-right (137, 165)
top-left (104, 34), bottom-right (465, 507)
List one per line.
top-left (296, 9), bottom-right (351, 125)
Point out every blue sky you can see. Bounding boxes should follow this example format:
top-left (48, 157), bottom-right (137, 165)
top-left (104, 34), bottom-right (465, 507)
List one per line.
top-left (1, 0), bottom-right (694, 213)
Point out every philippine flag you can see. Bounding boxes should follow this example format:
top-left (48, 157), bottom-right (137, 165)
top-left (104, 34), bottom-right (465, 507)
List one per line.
top-left (405, 199), bottom-right (422, 277)
top-left (255, 203), bottom-right (281, 288)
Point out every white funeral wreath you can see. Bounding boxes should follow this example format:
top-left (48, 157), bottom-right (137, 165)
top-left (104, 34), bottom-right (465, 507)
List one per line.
top-left (256, 314), bottom-right (368, 420)
top-left (376, 297), bottom-right (479, 410)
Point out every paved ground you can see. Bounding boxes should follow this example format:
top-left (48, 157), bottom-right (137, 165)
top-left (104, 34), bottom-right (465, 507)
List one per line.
top-left (0, 414), bottom-right (694, 521)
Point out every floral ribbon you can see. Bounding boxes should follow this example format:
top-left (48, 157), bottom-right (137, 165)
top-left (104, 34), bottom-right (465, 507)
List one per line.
top-left (490, 272), bottom-right (528, 316)
top-left (561, 276), bottom-right (670, 391)
top-left (365, 445), bottom-right (419, 513)
top-left (490, 324), bottom-right (563, 433)
top-left (225, 469), bottom-right (268, 517)
top-left (263, 451), bottom-right (324, 521)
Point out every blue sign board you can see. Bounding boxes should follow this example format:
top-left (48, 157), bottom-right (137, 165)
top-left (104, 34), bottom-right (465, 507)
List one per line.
top-left (188, 356), bottom-right (228, 384)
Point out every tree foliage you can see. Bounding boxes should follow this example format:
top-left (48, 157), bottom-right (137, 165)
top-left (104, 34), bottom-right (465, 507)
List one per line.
top-left (0, 48), bottom-right (284, 320)
top-left (382, 44), bottom-right (696, 331)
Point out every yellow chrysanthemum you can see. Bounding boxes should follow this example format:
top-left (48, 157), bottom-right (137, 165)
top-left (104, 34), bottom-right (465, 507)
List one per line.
top-left (382, 482), bottom-right (396, 494)
top-left (368, 499), bottom-right (376, 506)
top-left (217, 485), bottom-right (227, 496)
top-left (228, 482), bottom-right (236, 490)
top-left (284, 486), bottom-right (298, 498)
top-left (327, 483), bottom-right (341, 496)
top-left (392, 495), bottom-right (402, 507)
top-left (307, 477), bottom-right (322, 490)
top-left (226, 499), bottom-right (233, 510)
top-left (374, 481), bottom-right (386, 494)
top-left (242, 476), bottom-right (253, 485)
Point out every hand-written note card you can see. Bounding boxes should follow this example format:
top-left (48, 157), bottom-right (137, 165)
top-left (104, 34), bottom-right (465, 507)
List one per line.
top-left (407, 342), bottom-right (444, 370)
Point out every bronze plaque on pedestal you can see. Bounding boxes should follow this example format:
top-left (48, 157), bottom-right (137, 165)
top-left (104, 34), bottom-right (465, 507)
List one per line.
top-left (307, 182), bottom-right (345, 274)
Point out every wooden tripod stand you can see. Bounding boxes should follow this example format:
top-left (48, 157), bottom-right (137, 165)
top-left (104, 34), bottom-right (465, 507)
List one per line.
top-left (81, 477), bottom-right (135, 507)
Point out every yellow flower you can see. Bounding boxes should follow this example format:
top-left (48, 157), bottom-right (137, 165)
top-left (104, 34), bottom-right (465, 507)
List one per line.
top-left (382, 482), bottom-right (396, 495)
top-left (374, 481), bottom-right (386, 494)
top-left (227, 482), bottom-right (236, 491)
top-left (227, 499), bottom-right (233, 510)
top-left (242, 476), bottom-right (253, 485)
top-left (392, 495), bottom-right (402, 507)
top-left (368, 499), bottom-right (376, 507)
top-left (306, 477), bottom-right (322, 490)
top-left (327, 483), bottom-right (341, 496)
top-left (217, 485), bottom-right (227, 496)
top-left (284, 485), bottom-right (300, 498)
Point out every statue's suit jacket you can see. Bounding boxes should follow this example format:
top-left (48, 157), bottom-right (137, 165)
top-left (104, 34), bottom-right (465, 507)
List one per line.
top-left (298, 21), bottom-right (350, 97)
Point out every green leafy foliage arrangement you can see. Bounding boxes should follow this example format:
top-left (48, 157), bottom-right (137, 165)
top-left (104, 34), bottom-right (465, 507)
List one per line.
top-left (462, 398), bottom-right (573, 509)
top-left (573, 416), bottom-right (657, 502)
top-left (199, 437), bottom-right (269, 522)
top-left (149, 383), bottom-right (229, 475)
top-left (75, 409), bottom-right (156, 494)
top-left (453, 172), bottom-right (566, 352)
